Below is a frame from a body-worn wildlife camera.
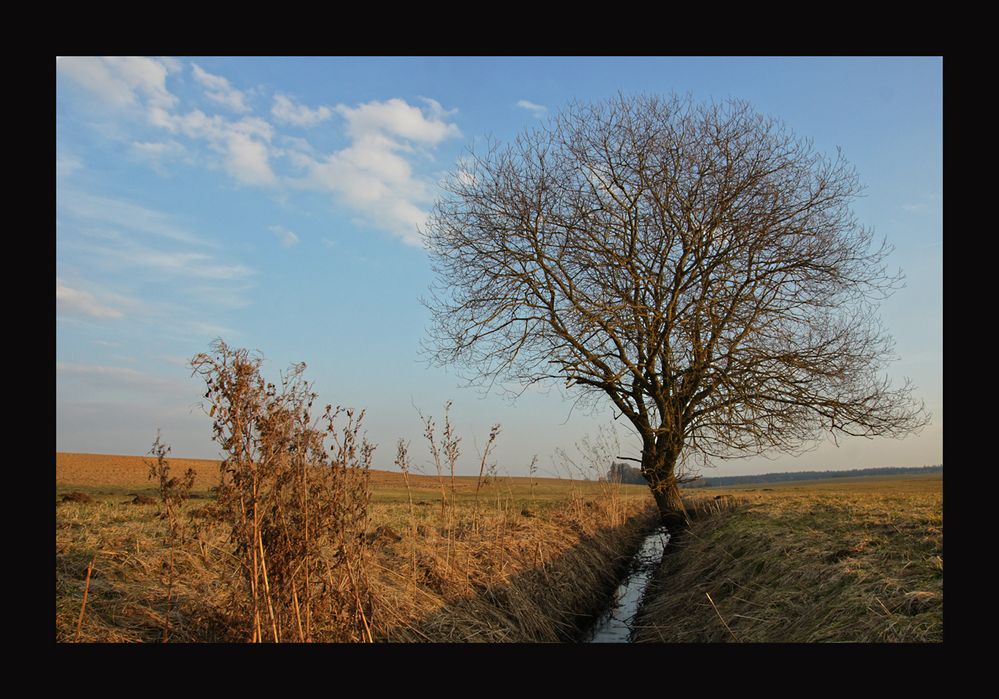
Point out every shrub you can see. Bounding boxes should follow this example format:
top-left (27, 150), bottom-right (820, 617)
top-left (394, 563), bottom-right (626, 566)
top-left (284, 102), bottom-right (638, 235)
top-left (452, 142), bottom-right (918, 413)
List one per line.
top-left (191, 340), bottom-right (373, 642)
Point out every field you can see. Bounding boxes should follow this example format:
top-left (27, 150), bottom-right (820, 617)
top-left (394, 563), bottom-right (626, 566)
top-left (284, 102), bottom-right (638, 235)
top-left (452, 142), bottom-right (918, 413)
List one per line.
top-left (633, 473), bottom-right (943, 642)
top-left (57, 453), bottom-right (943, 643)
top-left (56, 452), bottom-right (655, 642)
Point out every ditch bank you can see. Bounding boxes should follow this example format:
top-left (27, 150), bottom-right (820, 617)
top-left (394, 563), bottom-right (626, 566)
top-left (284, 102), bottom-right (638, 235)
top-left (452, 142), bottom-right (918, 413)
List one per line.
top-left (374, 501), bottom-right (661, 642)
top-left (629, 492), bottom-right (943, 642)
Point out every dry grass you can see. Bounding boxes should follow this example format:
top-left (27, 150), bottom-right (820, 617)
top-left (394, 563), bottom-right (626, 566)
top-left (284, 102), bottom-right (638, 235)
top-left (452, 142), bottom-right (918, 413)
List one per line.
top-left (56, 453), bottom-right (655, 642)
top-left (632, 474), bottom-right (943, 642)
top-left (57, 450), bottom-right (942, 643)
top-left (56, 499), bottom-right (235, 642)
top-left (366, 496), bottom-right (657, 641)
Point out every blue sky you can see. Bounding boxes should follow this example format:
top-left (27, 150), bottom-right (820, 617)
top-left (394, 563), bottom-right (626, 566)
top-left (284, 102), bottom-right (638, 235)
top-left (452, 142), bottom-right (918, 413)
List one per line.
top-left (56, 56), bottom-right (942, 478)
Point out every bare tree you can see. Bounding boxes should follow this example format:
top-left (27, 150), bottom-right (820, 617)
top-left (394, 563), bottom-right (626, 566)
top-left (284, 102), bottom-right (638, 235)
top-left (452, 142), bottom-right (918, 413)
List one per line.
top-left (422, 94), bottom-right (927, 529)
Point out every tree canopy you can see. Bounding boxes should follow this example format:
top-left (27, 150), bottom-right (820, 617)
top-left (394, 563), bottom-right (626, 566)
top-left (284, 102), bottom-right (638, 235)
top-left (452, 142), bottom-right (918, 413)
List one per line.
top-left (422, 94), bottom-right (927, 525)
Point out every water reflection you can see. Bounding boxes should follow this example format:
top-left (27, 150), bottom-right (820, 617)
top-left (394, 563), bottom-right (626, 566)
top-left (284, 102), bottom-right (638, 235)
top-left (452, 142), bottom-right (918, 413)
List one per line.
top-left (583, 526), bottom-right (670, 643)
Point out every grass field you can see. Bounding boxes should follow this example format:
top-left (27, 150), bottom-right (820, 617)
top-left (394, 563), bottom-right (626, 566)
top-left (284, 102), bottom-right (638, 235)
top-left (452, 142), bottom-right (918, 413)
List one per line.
top-left (633, 473), bottom-right (943, 642)
top-left (56, 452), bottom-right (655, 642)
top-left (57, 453), bottom-right (943, 642)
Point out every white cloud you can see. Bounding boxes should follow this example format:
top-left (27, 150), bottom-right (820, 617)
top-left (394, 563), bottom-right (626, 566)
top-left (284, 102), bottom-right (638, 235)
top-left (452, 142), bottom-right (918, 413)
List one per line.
top-left (454, 155), bottom-right (478, 187)
top-left (272, 94), bottom-right (332, 127)
top-left (186, 319), bottom-right (237, 338)
top-left (58, 192), bottom-right (255, 315)
top-left (61, 57), bottom-right (275, 188)
top-left (159, 110), bottom-right (278, 186)
top-left (269, 224), bottom-right (300, 247)
top-left (60, 60), bottom-right (459, 245)
top-left (224, 131), bottom-right (277, 185)
top-left (418, 97), bottom-right (459, 121)
top-left (58, 362), bottom-right (145, 379)
top-left (516, 99), bottom-right (547, 118)
top-left (56, 281), bottom-right (123, 319)
top-left (336, 98), bottom-right (461, 146)
top-left (278, 135), bottom-right (316, 155)
top-left (159, 57), bottom-right (183, 73)
top-left (58, 56), bottom-right (178, 115)
top-left (191, 63), bottom-right (250, 113)
top-left (58, 191), bottom-right (254, 348)
top-left (293, 98), bottom-right (461, 246)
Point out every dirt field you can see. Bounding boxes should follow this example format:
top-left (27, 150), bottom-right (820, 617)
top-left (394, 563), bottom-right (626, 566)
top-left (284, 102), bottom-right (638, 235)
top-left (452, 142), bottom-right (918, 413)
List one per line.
top-left (56, 451), bottom-right (633, 505)
top-left (57, 452), bottom-right (222, 490)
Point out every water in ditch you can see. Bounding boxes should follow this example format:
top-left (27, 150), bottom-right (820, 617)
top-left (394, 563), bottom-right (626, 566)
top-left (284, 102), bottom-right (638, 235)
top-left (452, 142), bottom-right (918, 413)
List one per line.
top-left (582, 525), bottom-right (670, 643)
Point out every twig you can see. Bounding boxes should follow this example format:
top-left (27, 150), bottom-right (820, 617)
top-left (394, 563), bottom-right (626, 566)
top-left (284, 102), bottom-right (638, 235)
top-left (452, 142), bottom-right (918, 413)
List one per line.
top-left (257, 532), bottom-right (280, 643)
top-left (163, 548), bottom-right (174, 642)
top-left (290, 574), bottom-right (306, 642)
top-left (706, 592), bottom-right (738, 641)
top-left (75, 554), bottom-right (97, 642)
top-left (346, 558), bottom-right (373, 643)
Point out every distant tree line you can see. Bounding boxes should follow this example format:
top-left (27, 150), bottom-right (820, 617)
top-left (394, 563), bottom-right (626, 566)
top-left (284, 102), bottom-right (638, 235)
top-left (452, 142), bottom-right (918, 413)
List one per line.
top-left (606, 462), bottom-right (648, 485)
top-left (681, 464), bottom-right (942, 489)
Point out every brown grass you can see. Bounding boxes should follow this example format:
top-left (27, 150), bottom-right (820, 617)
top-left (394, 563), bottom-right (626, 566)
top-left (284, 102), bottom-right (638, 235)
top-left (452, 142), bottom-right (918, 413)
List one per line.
top-left (56, 452), bottom-right (655, 642)
top-left (57, 447), bottom-right (942, 644)
top-left (367, 498), bottom-right (657, 641)
top-left (633, 474), bottom-right (943, 642)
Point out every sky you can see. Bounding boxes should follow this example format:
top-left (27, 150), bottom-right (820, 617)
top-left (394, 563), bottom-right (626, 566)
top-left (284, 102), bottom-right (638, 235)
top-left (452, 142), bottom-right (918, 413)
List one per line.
top-left (56, 56), bottom-right (942, 479)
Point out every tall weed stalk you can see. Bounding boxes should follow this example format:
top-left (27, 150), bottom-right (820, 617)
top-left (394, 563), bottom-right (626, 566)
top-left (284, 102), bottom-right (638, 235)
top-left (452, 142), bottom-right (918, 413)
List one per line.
top-left (191, 339), bottom-right (373, 642)
top-left (146, 432), bottom-right (195, 642)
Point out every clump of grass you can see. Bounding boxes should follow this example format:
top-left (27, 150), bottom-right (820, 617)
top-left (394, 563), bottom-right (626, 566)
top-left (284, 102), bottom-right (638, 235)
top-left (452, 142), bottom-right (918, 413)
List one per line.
top-left (190, 339), bottom-right (373, 642)
top-left (632, 479), bottom-right (943, 642)
top-left (61, 492), bottom-right (93, 504)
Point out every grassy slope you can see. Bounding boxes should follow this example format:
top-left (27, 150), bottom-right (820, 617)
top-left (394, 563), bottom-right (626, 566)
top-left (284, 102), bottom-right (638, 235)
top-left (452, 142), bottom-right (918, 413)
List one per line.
top-left (633, 474), bottom-right (943, 642)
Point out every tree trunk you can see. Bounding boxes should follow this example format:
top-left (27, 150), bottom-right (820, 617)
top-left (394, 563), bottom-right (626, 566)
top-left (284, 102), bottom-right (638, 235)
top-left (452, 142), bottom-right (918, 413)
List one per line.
top-left (642, 448), bottom-right (689, 531)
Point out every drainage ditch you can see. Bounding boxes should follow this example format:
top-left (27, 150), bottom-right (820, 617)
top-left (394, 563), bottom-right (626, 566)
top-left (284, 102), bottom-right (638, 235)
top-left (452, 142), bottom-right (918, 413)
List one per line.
top-left (581, 525), bottom-right (671, 642)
